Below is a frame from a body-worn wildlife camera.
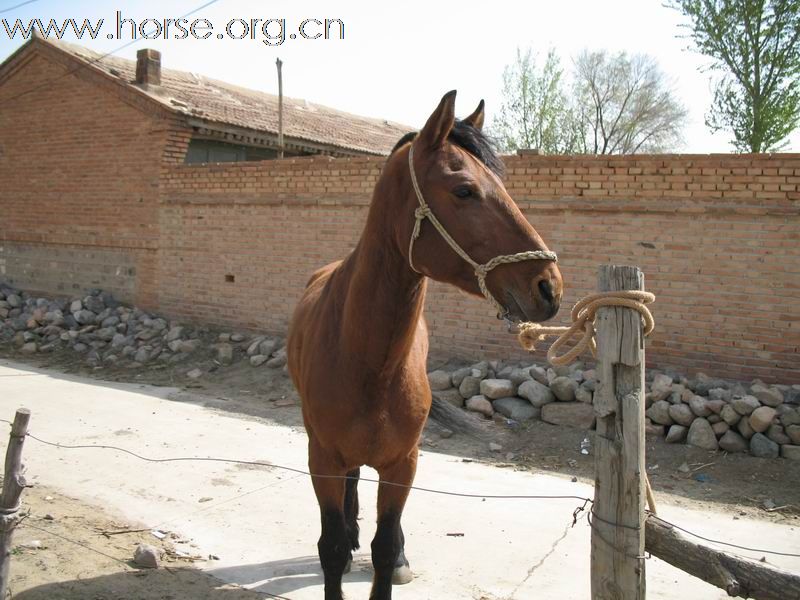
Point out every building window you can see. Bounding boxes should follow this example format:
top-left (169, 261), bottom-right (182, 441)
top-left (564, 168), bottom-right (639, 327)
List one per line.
top-left (184, 138), bottom-right (281, 164)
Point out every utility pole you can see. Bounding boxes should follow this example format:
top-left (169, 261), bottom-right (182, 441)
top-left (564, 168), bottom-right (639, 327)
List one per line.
top-left (276, 58), bottom-right (284, 159)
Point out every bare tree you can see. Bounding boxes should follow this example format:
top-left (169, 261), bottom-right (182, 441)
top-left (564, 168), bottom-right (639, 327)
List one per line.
top-left (573, 50), bottom-right (688, 154)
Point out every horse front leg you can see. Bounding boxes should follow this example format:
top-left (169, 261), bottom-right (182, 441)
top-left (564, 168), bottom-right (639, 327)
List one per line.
top-left (309, 438), bottom-right (350, 600)
top-left (369, 449), bottom-right (417, 600)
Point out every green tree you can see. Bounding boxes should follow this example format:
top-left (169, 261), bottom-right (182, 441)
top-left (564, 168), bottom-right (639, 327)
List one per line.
top-left (668, 0), bottom-right (800, 152)
top-left (493, 48), bottom-right (583, 154)
top-left (573, 50), bottom-right (689, 154)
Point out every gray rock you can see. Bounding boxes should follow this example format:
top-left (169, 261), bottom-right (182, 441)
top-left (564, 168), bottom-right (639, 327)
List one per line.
top-left (731, 395), bottom-right (760, 416)
top-left (465, 395), bottom-right (494, 418)
top-left (665, 425), bottom-right (687, 443)
top-left (736, 419), bottom-right (755, 440)
top-left (550, 376), bottom-right (578, 402)
top-left (785, 388), bottom-right (800, 405)
top-left (83, 295), bottom-right (105, 314)
top-left (186, 368), bottom-right (203, 379)
top-left (470, 361), bottom-right (490, 378)
top-left (749, 433), bottom-right (779, 458)
top-left (120, 345), bottom-right (135, 358)
top-left (73, 309), bottom-right (96, 325)
top-left (546, 368), bottom-right (558, 385)
top-left (686, 418), bottom-right (718, 451)
top-left (450, 367), bottom-right (472, 388)
top-left (529, 365), bottom-right (548, 385)
top-left (508, 368), bottom-right (533, 387)
top-left (94, 327), bottom-right (116, 341)
top-left (259, 339), bottom-right (279, 357)
top-left (779, 407), bottom-right (800, 427)
top-left (750, 384), bottom-right (783, 408)
top-left (766, 424), bottom-right (791, 445)
top-left (787, 424), bottom-right (800, 445)
top-left (267, 349), bottom-right (287, 368)
top-left (493, 397), bottom-right (539, 421)
top-left (650, 373), bottom-right (674, 401)
top-left (706, 399), bottom-right (725, 414)
top-left (177, 339), bottom-right (201, 353)
top-left (166, 326), bottom-right (185, 342)
top-left (215, 343), bottom-right (234, 365)
top-left (749, 406), bottom-right (776, 433)
top-left (719, 430), bottom-right (748, 453)
top-left (668, 403), bottom-right (695, 427)
top-left (136, 329), bottom-right (158, 341)
top-left (230, 333), bottom-right (245, 342)
top-left (480, 378), bottom-right (515, 399)
top-left (782, 445), bottom-right (800, 460)
top-left (246, 336), bottom-right (266, 356)
top-left (134, 347), bottom-right (151, 364)
top-left (21, 342), bottom-right (37, 354)
top-left (73, 342), bottom-right (88, 353)
top-left (707, 387), bottom-right (732, 402)
top-left (70, 299), bottom-right (83, 313)
top-left (458, 376), bottom-right (482, 399)
top-left (433, 389), bottom-right (464, 408)
top-left (133, 543), bottom-right (160, 569)
top-left (101, 315), bottom-right (120, 328)
top-left (646, 400), bottom-right (674, 426)
top-left (711, 421), bottom-right (730, 437)
top-left (541, 401), bottom-right (595, 429)
top-left (575, 385), bottom-right (593, 404)
top-left (690, 373), bottom-right (729, 396)
top-left (720, 404), bottom-right (741, 426)
top-left (517, 379), bottom-right (555, 407)
top-left (167, 339), bottom-right (183, 353)
top-left (688, 396), bottom-right (711, 417)
top-left (250, 354), bottom-right (269, 367)
top-left (428, 370), bottom-right (453, 391)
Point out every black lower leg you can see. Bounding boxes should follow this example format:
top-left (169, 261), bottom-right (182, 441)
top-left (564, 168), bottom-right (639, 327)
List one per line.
top-left (370, 512), bottom-right (401, 600)
top-left (344, 468), bottom-right (360, 552)
top-left (395, 523), bottom-right (408, 569)
top-left (318, 508), bottom-right (350, 600)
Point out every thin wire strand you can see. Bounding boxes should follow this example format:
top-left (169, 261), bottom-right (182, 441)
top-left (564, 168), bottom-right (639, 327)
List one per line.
top-left (0, 0), bottom-right (37, 15)
top-left (5, 419), bottom-right (799, 558)
top-left (18, 427), bottom-right (592, 503)
top-left (0, 0), bottom-right (222, 108)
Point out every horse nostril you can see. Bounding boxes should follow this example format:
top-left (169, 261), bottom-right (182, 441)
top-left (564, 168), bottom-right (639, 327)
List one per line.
top-left (538, 279), bottom-right (554, 304)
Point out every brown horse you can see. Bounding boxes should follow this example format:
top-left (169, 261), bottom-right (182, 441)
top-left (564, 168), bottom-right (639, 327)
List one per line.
top-left (287, 91), bottom-right (563, 600)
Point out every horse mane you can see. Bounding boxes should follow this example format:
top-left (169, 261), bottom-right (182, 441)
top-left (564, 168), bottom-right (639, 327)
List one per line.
top-left (390, 120), bottom-right (505, 178)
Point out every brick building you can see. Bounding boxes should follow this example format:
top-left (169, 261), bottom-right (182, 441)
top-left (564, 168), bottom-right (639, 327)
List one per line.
top-left (0, 37), bottom-right (410, 305)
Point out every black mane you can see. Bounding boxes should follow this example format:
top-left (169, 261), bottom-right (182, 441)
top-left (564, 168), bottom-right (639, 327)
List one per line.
top-left (391, 120), bottom-right (505, 177)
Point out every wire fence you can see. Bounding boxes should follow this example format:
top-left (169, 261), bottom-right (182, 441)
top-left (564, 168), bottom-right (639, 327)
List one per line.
top-left (2, 416), bottom-right (799, 561)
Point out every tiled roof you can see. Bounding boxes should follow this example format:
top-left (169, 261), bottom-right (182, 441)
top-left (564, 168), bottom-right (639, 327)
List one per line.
top-left (49, 40), bottom-right (413, 155)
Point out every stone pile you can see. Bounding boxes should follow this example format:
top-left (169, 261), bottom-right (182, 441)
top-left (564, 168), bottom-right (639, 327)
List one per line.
top-left (428, 361), bottom-right (800, 461)
top-left (0, 285), bottom-right (287, 375)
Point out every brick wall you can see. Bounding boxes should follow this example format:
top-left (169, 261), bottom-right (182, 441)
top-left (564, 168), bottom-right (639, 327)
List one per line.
top-left (0, 46), bottom-right (185, 306)
top-left (160, 153), bottom-right (800, 383)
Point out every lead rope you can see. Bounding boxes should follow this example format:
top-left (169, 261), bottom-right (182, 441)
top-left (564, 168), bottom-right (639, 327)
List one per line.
top-left (407, 143), bottom-right (558, 318)
top-left (517, 290), bottom-right (658, 514)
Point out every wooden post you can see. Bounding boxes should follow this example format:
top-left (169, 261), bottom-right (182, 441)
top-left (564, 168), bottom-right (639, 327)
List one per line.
top-left (0, 408), bottom-right (31, 599)
top-left (276, 57), bottom-right (284, 159)
top-left (591, 266), bottom-right (646, 599)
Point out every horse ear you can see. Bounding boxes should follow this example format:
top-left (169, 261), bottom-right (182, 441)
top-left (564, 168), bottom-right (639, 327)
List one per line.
top-left (463, 99), bottom-right (485, 131)
top-left (417, 90), bottom-right (457, 149)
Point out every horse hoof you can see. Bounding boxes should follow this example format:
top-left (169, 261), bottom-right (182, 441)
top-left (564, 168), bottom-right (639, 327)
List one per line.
top-left (343, 557), bottom-right (352, 574)
top-left (391, 564), bottom-right (413, 585)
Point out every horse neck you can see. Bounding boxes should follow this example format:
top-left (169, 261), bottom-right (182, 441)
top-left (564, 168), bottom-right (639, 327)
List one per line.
top-left (340, 181), bottom-right (427, 376)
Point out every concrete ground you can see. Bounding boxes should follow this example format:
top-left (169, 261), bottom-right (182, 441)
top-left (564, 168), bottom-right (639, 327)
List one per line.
top-left (2, 358), bottom-right (799, 599)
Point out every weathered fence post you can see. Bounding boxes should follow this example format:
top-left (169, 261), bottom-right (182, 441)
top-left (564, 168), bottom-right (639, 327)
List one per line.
top-left (0, 408), bottom-right (31, 599)
top-left (591, 266), bottom-right (646, 600)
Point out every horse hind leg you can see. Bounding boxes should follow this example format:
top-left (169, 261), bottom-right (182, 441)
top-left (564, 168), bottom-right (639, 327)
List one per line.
top-left (343, 467), bottom-right (360, 574)
top-left (369, 451), bottom-right (417, 600)
top-left (309, 440), bottom-right (350, 600)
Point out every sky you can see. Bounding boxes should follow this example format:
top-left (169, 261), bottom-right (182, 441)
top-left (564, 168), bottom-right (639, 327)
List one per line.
top-left (1, 0), bottom-right (799, 153)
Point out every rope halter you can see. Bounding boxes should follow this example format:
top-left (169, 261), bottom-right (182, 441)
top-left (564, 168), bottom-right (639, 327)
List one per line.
top-left (407, 143), bottom-right (558, 318)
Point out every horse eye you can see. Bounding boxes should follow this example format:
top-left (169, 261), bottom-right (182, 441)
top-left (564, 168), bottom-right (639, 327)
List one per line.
top-left (452, 186), bottom-right (474, 199)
